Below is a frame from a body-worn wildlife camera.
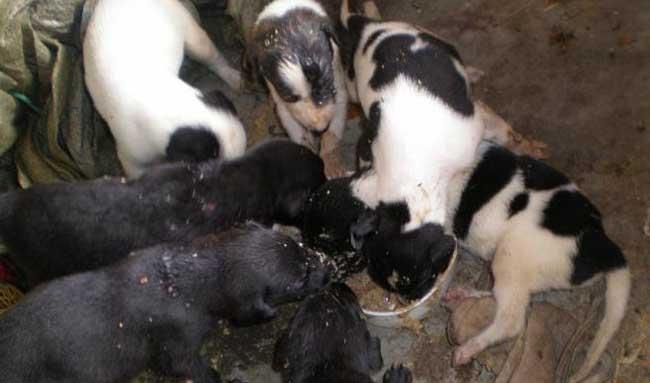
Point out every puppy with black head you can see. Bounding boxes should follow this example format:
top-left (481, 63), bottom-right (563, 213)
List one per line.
top-left (0, 139), bottom-right (325, 286)
top-left (0, 223), bottom-right (330, 383)
top-left (353, 141), bottom-right (631, 382)
top-left (273, 282), bottom-right (413, 383)
top-left (338, 1), bottom-right (483, 296)
top-left (246, 0), bottom-right (348, 178)
top-left (84, 0), bottom-right (246, 178)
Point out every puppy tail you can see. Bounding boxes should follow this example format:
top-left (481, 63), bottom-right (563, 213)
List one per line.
top-left (570, 266), bottom-right (631, 383)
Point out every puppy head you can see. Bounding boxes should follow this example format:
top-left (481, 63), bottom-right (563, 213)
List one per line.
top-left (249, 139), bottom-right (326, 225)
top-left (218, 223), bottom-right (330, 326)
top-left (253, 8), bottom-right (340, 133)
top-left (351, 203), bottom-right (456, 300)
top-left (273, 283), bottom-right (378, 383)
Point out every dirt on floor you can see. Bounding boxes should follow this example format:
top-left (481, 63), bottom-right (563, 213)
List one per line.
top-left (132, 0), bottom-right (649, 382)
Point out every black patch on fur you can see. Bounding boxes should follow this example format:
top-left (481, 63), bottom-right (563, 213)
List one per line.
top-left (572, 228), bottom-right (627, 285)
top-left (383, 365), bottom-right (414, 383)
top-left (353, 203), bottom-right (455, 299)
top-left (542, 190), bottom-right (602, 236)
top-left (508, 193), bottom-right (529, 217)
top-left (1, 139), bottom-right (325, 286)
top-left (0, 224), bottom-right (329, 382)
top-left (199, 89), bottom-right (237, 115)
top-left (517, 155), bottom-right (569, 190)
top-left (362, 29), bottom-right (386, 54)
top-left (453, 145), bottom-right (518, 239)
top-left (368, 32), bottom-right (473, 116)
top-left (166, 127), bottom-right (220, 163)
top-left (253, 10), bottom-right (337, 105)
top-left (356, 102), bottom-right (381, 168)
top-left (273, 283), bottom-right (381, 383)
top-left (301, 177), bottom-right (368, 278)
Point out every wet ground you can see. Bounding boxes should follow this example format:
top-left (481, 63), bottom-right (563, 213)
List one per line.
top-left (135, 0), bottom-right (650, 382)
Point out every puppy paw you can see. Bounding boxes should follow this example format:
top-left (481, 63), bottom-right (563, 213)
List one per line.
top-left (322, 151), bottom-right (348, 179)
top-left (383, 365), bottom-right (413, 383)
top-left (453, 340), bottom-right (482, 366)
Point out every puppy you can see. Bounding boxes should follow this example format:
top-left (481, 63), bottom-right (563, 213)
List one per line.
top-left (301, 176), bottom-right (369, 276)
top-left (339, 1), bottom-right (483, 281)
top-left (247, 0), bottom-right (348, 178)
top-left (0, 139), bottom-right (325, 286)
top-left (83, 0), bottom-right (246, 178)
top-left (441, 142), bottom-right (630, 382)
top-left (0, 224), bottom-right (330, 383)
top-left (274, 283), bottom-right (412, 383)
top-left (355, 141), bottom-right (630, 382)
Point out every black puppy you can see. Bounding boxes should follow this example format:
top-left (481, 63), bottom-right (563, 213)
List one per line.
top-left (301, 176), bottom-right (369, 277)
top-left (352, 203), bottom-right (455, 300)
top-left (0, 223), bottom-right (329, 383)
top-left (273, 283), bottom-right (412, 383)
top-left (0, 139), bottom-right (325, 286)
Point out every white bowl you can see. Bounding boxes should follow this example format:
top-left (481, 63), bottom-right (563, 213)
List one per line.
top-left (361, 241), bottom-right (458, 328)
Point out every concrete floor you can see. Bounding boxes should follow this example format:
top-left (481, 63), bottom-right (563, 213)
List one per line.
top-left (140, 0), bottom-right (650, 382)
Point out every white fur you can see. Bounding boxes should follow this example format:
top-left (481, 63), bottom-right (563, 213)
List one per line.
top-left (83, 0), bottom-right (245, 178)
top-left (349, 20), bottom-right (484, 230)
top-left (444, 143), bottom-right (631, 382)
top-left (256, 0), bottom-right (326, 22)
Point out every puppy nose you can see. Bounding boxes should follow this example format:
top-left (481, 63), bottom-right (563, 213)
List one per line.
top-left (307, 268), bottom-right (331, 289)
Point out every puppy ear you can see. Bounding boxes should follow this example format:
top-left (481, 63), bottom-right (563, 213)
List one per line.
top-left (429, 234), bottom-right (456, 272)
top-left (350, 209), bottom-right (378, 250)
top-left (322, 24), bottom-right (340, 47)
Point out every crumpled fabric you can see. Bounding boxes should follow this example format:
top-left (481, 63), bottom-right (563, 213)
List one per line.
top-left (0, 0), bottom-right (123, 187)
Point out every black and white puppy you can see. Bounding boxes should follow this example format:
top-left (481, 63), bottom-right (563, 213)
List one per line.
top-left (0, 139), bottom-right (325, 286)
top-left (83, 0), bottom-right (246, 178)
top-left (273, 282), bottom-right (413, 383)
top-left (0, 224), bottom-right (330, 383)
top-left (339, 1), bottom-right (483, 279)
top-left (355, 141), bottom-right (630, 383)
top-left (248, 0), bottom-right (348, 178)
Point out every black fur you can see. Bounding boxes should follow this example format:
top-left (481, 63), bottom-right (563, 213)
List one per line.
top-left (518, 155), bottom-right (569, 190)
top-left (0, 139), bottom-right (325, 286)
top-left (252, 9), bottom-right (337, 105)
top-left (273, 283), bottom-right (382, 383)
top-left (339, 14), bottom-right (373, 81)
top-left (352, 202), bottom-right (455, 300)
top-left (508, 192), bottom-right (529, 217)
top-left (200, 89), bottom-right (238, 116)
top-left (383, 365), bottom-right (414, 383)
top-left (572, 227), bottom-right (627, 285)
top-left (301, 177), bottom-right (369, 277)
top-left (0, 224), bottom-right (329, 383)
top-left (166, 127), bottom-right (220, 163)
top-left (356, 101), bottom-right (381, 169)
top-left (453, 145), bottom-right (518, 240)
top-left (368, 32), bottom-right (473, 116)
top-left (542, 190), bottom-right (601, 236)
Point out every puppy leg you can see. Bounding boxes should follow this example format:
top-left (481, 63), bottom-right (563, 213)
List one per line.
top-left (453, 272), bottom-right (530, 366)
top-left (320, 53), bottom-right (350, 178)
top-left (442, 286), bottom-right (492, 304)
top-left (181, 14), bottom-right (241, 91)
top-left (383, 365), bottom-right (413, 383)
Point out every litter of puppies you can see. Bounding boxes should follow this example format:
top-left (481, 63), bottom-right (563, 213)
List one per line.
top-left (0, 1), bottom-right (631, 382)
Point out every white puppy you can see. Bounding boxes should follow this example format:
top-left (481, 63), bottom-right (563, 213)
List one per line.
top-left (83, 0), bottom-right (246, 178)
